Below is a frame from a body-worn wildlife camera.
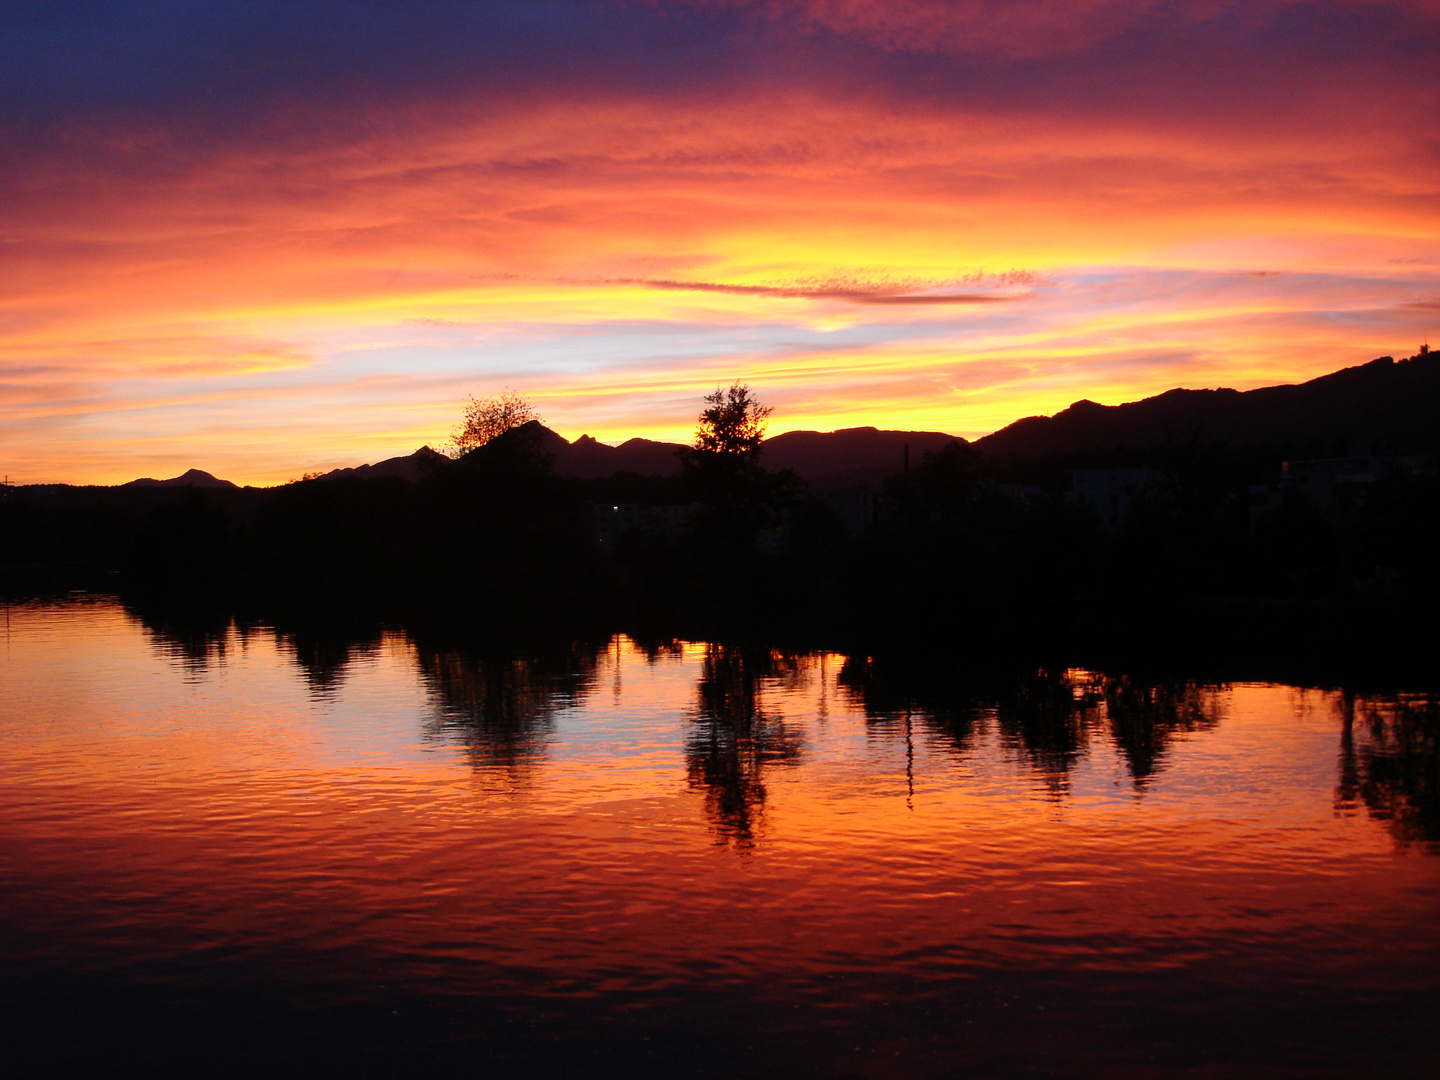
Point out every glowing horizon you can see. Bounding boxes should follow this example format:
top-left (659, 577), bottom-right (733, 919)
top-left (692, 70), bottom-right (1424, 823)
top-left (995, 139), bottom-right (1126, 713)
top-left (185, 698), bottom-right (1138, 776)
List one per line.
top-left (3, 1), bottom-right (1436, 486)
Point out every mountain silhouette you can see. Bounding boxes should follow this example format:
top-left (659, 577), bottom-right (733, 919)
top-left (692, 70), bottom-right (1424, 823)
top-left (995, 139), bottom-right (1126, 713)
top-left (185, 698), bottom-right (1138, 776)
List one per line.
top-left (975, 351), bottom-right (1440, 460)
top-left (484, 422), bottom-right (685, 478)
top-left (315, 446), bottom-right (450, 483)
top-left (122, 468), bottom-right (238, 490)
top-left (558, 433), bottom-right (688, 479)
top-left (760, 427), bottom-right (962, 486)
top-left (289, 350), bottom-right (1437, 488)
top-left (489, 421), bottom-right (963, 484)
top-left (305, 429), bottom-right (682, 484)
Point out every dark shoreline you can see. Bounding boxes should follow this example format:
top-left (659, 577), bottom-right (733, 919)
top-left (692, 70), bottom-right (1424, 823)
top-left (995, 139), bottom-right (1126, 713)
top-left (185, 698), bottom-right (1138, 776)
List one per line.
top-left (5, 413), bottom-right (1436, 693)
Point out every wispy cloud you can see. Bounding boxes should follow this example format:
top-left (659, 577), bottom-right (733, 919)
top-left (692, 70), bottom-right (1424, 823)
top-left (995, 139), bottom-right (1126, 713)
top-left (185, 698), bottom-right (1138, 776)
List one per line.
top-left (602, 272), bottom-right (1041, 304)
top-left (1, 0), bottom-right (1436, 483)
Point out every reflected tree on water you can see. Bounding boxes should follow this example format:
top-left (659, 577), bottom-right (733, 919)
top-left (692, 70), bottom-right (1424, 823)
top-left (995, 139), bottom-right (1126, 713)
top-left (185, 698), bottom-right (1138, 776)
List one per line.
top-left (837, 654), bottom-right (983, 760)
top-left (415, 638), bottom-right (602, 777)
top-left (625, 635), bottom-right (686, 665)
top-left (1104, 676), bottom-right (1224, 785)
top-left (837, 654), bottom-right (1225, 794)
top-left (1336, 692), bottom-right (1439, 844)
top-left (130, 600), bottom-right (394, 697)
top-left (127, 599), bottom-right (250, 677)
top-left (837, 658), bottom-right (1096, 788)
top-left (277, 622), bottom-right (386, 699)
top-left (687, 645), bottom-right (803, 844)
top-left (993, 670), bottom-right (1101, 793)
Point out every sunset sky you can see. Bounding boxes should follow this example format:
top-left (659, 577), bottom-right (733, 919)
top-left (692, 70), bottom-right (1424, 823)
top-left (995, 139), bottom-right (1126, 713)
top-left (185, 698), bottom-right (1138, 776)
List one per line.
top-left (3, 1), bottom-right (1437, 486)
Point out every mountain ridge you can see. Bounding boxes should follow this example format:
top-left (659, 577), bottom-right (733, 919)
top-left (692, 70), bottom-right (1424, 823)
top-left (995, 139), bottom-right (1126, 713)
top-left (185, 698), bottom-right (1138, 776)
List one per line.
top-left (975, 351), bottom-right (1440, 460)
top-left (109, 350), bottom-right (1438, 490)
top-left (121, 468), bottom-right (238, 490)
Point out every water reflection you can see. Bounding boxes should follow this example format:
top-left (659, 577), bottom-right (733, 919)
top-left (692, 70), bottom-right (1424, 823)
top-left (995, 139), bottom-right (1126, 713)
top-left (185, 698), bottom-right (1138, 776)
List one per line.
top-left (277, 625), bottom-right (386, 699)
top-left (840, 661), bottom-right (1102, 794)
top-left (686, 645), bottom-right (803, 843)
top-left (625, 635), bottom-right (687, 665)
top-left (1337, 692), bottom-right (1440, 844)
top-left (1104, 675), bottom-right (1224, 784)
top-left (994, 669), bottom-right (1102, 793)
top-left (839, 657), bottom-right (1223, 791)
top-left (126, 599), bottom-right (391, 698)
top-left (127, 599), bottom-right (242, 677)
top-left (838, 654), bottom-right (981, 759)
top-left (415, 636), bottom-right (603, 775)
top-left (120, 602), bottom-right (1435, 844)
top-left (8, 601), bottom-right (1440, 1078)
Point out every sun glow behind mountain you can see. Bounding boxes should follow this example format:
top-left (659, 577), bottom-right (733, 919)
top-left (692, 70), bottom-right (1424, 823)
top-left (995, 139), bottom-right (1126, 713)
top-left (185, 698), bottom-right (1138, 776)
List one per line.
top-left (2, 1), bottom-right (1436, 485)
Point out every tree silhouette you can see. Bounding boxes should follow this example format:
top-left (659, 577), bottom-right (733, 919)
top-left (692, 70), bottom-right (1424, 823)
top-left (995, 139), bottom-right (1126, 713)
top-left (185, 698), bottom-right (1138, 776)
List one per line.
top-left (692, 383), bottom-right (771, 458)
top-left (451, 390), bottom-right (539, 457)
top-left (681, 384), bottom-right (798, 562)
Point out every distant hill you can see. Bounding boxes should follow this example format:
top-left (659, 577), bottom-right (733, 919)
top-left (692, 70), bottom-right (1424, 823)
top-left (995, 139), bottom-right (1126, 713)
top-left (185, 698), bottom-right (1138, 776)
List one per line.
top-left (328, 429), bottom-right (690, 482)
top-left (975, 352), bottom-right (1440, 460)
top-left (478, 422), bottom-right (687, 478)
top-left (760, 427), bottom-right (962, 486)
top-left (316, 446), bottom-right (449, 483)
top-left (113, 426), bottom-right (955, 493)
top-left (552, 431), bottom-right (688, 479)
top-left (487, 422), bottom-right (963, 485)
top-left (122, 468), bottom-right (238, 490)
top-left (287, 351), bottom-right (1438, 488)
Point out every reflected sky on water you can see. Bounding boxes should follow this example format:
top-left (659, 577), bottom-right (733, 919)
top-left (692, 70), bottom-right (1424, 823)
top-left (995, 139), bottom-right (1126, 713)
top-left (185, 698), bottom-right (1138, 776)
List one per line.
top-left (1, 598), bottom-right (1437, 1077)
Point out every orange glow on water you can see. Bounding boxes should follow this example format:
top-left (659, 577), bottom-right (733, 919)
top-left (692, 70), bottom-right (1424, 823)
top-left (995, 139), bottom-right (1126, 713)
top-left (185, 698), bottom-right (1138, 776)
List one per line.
top-left (3, 601), bottom-right (1439, 1073)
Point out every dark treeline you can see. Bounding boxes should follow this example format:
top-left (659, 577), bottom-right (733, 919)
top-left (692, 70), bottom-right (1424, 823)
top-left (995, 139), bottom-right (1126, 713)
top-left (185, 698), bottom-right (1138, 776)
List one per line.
top-left (2, 411), bottom-right (1437, 682)
top-left (863, 439), bottom-right (1438, 679)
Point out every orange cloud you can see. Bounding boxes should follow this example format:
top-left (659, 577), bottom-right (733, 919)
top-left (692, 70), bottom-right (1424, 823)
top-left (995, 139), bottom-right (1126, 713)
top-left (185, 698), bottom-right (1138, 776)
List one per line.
top-left (1, 12), bottom-right (1436, 485)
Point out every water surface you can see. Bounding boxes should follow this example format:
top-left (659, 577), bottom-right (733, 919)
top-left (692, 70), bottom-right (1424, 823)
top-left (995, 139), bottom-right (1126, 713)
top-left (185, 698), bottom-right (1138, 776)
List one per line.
top-left (1, 599), bottom-right (1436, 1077)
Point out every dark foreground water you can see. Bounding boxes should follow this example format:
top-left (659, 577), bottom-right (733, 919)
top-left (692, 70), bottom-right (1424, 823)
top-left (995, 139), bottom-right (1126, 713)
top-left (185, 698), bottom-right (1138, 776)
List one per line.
top-left (1, 599), bottom-right (1436, 1078)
